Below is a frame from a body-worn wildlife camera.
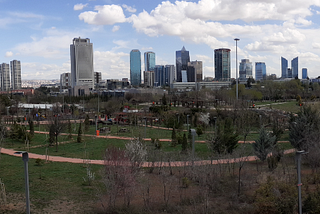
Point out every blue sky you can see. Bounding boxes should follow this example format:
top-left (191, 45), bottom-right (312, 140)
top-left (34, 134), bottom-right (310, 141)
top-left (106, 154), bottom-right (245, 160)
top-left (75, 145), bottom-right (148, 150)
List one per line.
top-left (2, 0), bottom-right (320, 80)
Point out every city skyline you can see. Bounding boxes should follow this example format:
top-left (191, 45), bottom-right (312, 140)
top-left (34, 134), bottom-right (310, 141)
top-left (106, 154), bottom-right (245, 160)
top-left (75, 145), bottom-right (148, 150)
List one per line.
top-left (2, 1), bottom-right (320, 80)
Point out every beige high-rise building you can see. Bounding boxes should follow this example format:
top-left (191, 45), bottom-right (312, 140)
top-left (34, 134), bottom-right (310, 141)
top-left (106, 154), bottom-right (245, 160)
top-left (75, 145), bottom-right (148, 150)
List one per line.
top-left (1, 63), bottom-right (10, 91)
top-left (10, 60), bottom-right (21, 90)
top-left (70, 38), bottom-right (94, 92)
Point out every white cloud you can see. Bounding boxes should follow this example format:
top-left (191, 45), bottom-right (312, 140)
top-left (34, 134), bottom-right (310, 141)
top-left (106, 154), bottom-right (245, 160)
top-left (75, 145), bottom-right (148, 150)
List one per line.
top-left (94, 50), bottom-right (129, 79)
top-left (13, 29), bottom-right (77, 59)
top-left (74, 3), bottom-right (88, 11)
top-left (122, 4), bottom-right (137, 13)
top-left (22, 62), bottom-right (70, 79)
top-left (5, 51), bottom-right (13, 57)
top-left (79, 5), bottom-right (126, 25)
top-left (112, 25), bottom-right (120, 32)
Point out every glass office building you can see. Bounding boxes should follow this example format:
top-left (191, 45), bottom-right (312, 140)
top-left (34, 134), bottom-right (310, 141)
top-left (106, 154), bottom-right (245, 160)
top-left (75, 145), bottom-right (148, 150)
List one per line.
top-left (302, 68), bottom-right (308, 79)
top-left (144, 52), bottom-right (155, 72)
top-left (214, 48), bottom-right (231, 81)
top-left (281, 57), bottom-right (288, 78)
top-left (130, 49), bottom-right (141, 86)
top-left (176, 46), bottom-right (190, 82)
top-left (291, 57), bottom-right (298, 79)
top-left (255, 62), bottom-right (266, 81)
top-left (239, 59), bottom-right (252, 81)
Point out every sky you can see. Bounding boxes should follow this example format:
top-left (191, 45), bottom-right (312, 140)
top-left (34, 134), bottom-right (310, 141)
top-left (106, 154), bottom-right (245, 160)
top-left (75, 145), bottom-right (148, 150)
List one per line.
top-left (2, 0), bottom-right (320, 80)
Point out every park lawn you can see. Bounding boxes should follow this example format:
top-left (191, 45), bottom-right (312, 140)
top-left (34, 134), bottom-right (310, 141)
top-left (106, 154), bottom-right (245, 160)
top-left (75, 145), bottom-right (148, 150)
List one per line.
top-left (268, 101), bottom-right (302, 113)
top-left (28, 137), bottom-right (128, 160)
top-left (0, 154), bottom-right (103, 213)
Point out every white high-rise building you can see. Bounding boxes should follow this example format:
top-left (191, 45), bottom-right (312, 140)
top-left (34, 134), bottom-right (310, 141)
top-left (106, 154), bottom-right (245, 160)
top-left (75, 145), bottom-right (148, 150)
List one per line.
top-left (70, 38), bottom-right (94, 91)
top-left (10, 60), bottom-right (21, 90)
top-left (1, 63), bottom-right (10, 91)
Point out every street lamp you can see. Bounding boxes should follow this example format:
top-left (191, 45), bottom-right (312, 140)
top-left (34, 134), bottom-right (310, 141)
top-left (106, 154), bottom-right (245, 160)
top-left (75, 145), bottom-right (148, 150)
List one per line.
top-left (187, 115), bottom-right (189, 132)
top-left (296, 150), bottom-right (308, 214)
top-left (143, 117), bottom-right (147, 139)
top-left (14, 151), bottom-right (30, 214)
top-left (191, 129), bottom-right (196, 165)
top-left (234, 38), bottom-right (240, 100)
top-left (213, 117), bottom-right (217, 134)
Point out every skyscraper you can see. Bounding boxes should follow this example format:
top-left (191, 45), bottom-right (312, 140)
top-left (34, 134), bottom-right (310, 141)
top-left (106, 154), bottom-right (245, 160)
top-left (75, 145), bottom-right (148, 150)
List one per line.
top-left (144, 52), bottom-right (155, 72)
top-left (188, 60), bottom-right (203, 82)
top-left (154, 65), bottom-right (165, 87)
top-left (165, 65), bottom-right (175, 85)
top-left (1, 63), bottom-right (10, 91)
top-left (239, 59), bottom-right (252, 81)
top-left (10, 60), bottom-right (21, 90)
top-left (281, 57), bottom-right (288, 78)
top-left (214, 48), bottom-right (231, 81)
top-left (176, 46), bottom-right (190, 82)
top-left (130, 49), bottom-right (141, 86)
top-left (302, 68), bottom-right (308, 79)
top-left (144, 71), bottom-right (154, 87)
top-left (70, 37), bottom-right (94, 89)
top-left (291, 57), bottom-right (298, 79)
top-left (281, 56), bottom-right (298, 79)
top-left (255, 62), bottom-right (266, 81)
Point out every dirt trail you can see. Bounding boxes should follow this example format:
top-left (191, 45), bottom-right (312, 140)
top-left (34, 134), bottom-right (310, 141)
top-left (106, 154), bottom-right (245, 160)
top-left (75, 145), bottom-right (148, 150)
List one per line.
top-left (0, 147), bottom-right (296, 167)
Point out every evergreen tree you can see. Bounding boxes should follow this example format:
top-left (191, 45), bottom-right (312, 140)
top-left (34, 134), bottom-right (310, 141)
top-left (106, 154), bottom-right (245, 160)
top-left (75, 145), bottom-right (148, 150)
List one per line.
top-left (289, 106), bottom-right (319, 151)
top-left (84, 114), bottom-right (90, 132)
top-left (77, 122), bottom-right (83, 143)
top-left (181, 133), bottom-right (188, 152)
top-left (48, 124), bottom-right (55, 146)
top-left (162, 93), bottom-right (167, 106)
top-left (207, 118), bottom-right (239, 154)
top-left (67, 119), bottom-right (72, 139)
top-left (28, 119), bottom-right (34, 138)
top-left (252, 127), bottom-right (276, 162)
top-left (171, 127), bottom-right (177, 146)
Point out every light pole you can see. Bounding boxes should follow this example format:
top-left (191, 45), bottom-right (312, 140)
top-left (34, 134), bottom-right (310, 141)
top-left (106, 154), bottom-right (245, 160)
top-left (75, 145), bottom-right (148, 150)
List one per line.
top-left (14, 151), bottom-right (30, 214)
top-left (213, 117), bottom-right (217, 134)
top-left (296, 150), bottom-right (308, 214)
top-left (143, 117), bottom-right (147, 139)
top-left (234, 38), bottom-right (240, 100)
top-left (187, 115), bottom-right (189, 132)
top-left (191, 129), bottom-right (196, 165)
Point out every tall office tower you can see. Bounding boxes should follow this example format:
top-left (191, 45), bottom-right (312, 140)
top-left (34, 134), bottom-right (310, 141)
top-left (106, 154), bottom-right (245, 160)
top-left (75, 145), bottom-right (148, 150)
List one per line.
top-left (70, 37), bottom-right (94, 89)
top-left (1, 63), bottom-right (10, 91)
top-left (214, 48), bottom-right (231, 81)
top-left (94, 72), bottom-right (102, 84)
top-left (281, 57), bottom-right (288, 78)
top-left (10, 60), bottom-right (21, 90)
top-left (287, 68), bottom-right (292, 78)
top-left (188, 60), bottom-right (203, 82)
top-left (165, 65), bottom-right (175, 85)
top-left (144, 52), bottom-right (155, 72)
top-left (60, 72), bottom-right (70, 89)
top-left (144, 71), bottom-right (155, 87)
top-left (176, 46), bottom-right (190, 82)
top-left (291, 57), bottom-right (298, 78)
top-left (302, 68), bottom-right (308, 79)
top-left (239, 59), bottom-right (252, 81)
top-left (255, 62), bottom-right (266, 81)
top-left (130, 49), bottom-right (141, 86)
top-left (154, 65), bottom-right (165, 87)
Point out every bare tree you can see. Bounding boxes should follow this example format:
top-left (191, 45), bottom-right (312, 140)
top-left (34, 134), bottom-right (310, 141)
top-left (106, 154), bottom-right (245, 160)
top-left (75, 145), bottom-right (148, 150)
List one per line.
top-left (47, 116), bottom-right (66, 152)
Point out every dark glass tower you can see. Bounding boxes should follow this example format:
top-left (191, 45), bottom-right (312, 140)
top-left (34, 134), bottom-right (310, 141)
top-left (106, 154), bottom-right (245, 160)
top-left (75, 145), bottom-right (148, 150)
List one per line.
top-left (176, 46), bottom-right (190, 82)
top-left (291, 57), bottom-right (298, 79)
top-left (281, 57), bottom-right (288, 78)
top-left (255, 62), bottom-right (266, 81)
top-left (214, 48), bottom-right (231, 81)
top-left (130, 49), bottom-right (141, 86)
top-left (144, 52), bottom-right (155, 72)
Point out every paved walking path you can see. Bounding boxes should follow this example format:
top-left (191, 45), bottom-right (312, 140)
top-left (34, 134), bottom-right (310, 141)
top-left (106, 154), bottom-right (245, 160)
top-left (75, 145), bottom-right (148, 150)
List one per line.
top-left (0, 147), bottom-right (296, 167)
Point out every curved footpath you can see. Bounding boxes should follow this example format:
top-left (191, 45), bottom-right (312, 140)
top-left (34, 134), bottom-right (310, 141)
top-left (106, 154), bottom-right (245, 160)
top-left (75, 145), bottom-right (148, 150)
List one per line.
top-left (0, 147), bottom-right (296, 167)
